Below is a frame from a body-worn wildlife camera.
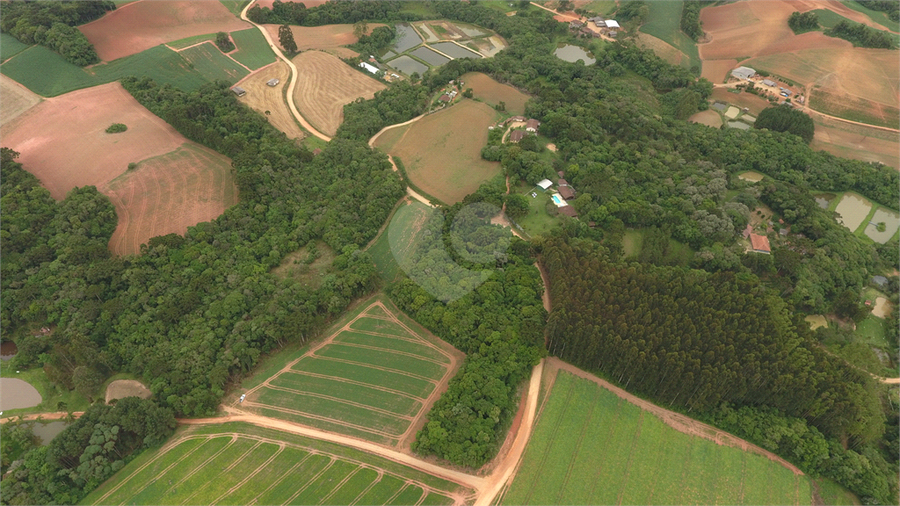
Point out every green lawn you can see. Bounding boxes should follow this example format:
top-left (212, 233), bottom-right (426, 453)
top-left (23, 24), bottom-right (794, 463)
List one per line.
top-left (230, 28), bottom-right (277, 70)
top-left (0, 363), bottom-right (91, 417)
top-left (80, 422), bottom-right (468, 505)
top-left (639, 0), bottom-right (702, 73)
top-left (0, 33), bottom-right (32, 62)
top-left (840, 0), bottom-right (900, 32)
top-left (815, 477), bottom-right (862, 505)
top-left (166, 33), bottom-right (217, 50)
top-left (502, 371), bottom-right (812, 505)
top-left (513, 184), bottom-right (560, 238)
top-left (855, 314), bottom-right (888, 347)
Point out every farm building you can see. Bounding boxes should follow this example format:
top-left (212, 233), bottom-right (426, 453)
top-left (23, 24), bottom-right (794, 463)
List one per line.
top-left (509, 130), bottom-right (526, 143)
top-left (525, 119), bottom-right (541, 132)
top-left (569, 20), bottom-right (584, 29)
top-left (558, 178), bottom-right (569, 186)
top-left (605, 20), bottom-right (620, 29)
top-left (749, 233), bottom-right (771, 254)
top-left (537, 179), bottom-right (553, 191)
top-left (731, 66), bottom-right (756, 81)
top-left (231, 86), bottom-right (246, 97)
top-left (559, 206), bottom-right (578, 218)
top-left (762, 79), bottom-right (776, 87)
top-left (358, 62), bottom-right (379, 74)
top-left (558, 186), bottom-right (576, 200)
top-left (439, 94), bottom-right (451, 103)
top-left (267, 78), bottom-right (280, 86)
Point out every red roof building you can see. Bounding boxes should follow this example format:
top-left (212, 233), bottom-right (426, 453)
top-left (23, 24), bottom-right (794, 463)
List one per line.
top-left (750, 233), bottom-right (771, 254)
top-left (558, 186), bottom-right (576, 200)
top-left (559, 206), bottom-right (578, 217)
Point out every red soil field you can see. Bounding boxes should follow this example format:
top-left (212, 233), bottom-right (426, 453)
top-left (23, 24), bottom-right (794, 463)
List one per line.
top-left (701, 58), bottom-right (738, 83)
top-left (79, 0), bottom-right (250, 62)
top-left (104, 143), bottom-right (237, 256)
top-left (1, 82), bottom-right (185, 200)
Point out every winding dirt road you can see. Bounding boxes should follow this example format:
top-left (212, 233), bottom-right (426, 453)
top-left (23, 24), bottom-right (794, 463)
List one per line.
top-left (367, 113), bottom-right (439, 207)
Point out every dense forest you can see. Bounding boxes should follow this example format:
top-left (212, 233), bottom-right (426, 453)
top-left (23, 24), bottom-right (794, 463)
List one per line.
top-left (754, 105), bottom-right (815, 143)
top-left (788, 11), bottom-right (820, 34)
top-left (0, 0), bottom-right (114, 66)
top-left (680, 0), bottom-right (708, 41)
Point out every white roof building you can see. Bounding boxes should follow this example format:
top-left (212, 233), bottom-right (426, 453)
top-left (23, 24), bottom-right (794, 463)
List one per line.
top-left (731, 66), bottom-right (756, 80)
top-left (358, 62), bottom-right (379, 74)
top-left (537, 179), bottom-right (553, 190)
top-left (605, 20), bottom-right (620, 29)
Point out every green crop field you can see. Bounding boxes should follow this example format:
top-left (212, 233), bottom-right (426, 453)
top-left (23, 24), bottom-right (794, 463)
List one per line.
top-left (502, 371), bottom-right (812, 505)
top-left (219, 0), bottom-right (251, 18)
top-left (639, 0), bottom-right (702, 72)
top-left (810, 9), bottom-right (900, 46)
top-left (240, 295), bottom-right (459, 446)
top-left (81, 423), bottom-right (467, 505)
top-left (0, 44), bottom-right (234, 97)
top-left (1, 33), bottom-right (31, 62)
top-left (166, 33), bottom-right (217, 50)
top-left (230, 28), bottom-right (277, 70)
top-left (370, 201), bottom-right (433, 282)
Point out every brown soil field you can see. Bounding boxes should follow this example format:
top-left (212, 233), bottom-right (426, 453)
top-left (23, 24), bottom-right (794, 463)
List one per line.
top-left (263, 23), bottom-right (386, 57)
top-left (291, 51), bottom-right (385, 137)
top-left (79, 0), bottom-right (250, 62)
top-left (811, 119), bottom-right (900, 169)
top-left (103, 143), bottom-right (238, 256)
top-left (701, 58), bottom-right (738, 83)
top-left (635, 33), bottom-right (684, 67)
top-left (375, 100), bottom-right (502, 204)
top-left (711, 88), bottom-right (774, 116)
top-left (699, 0), bottom-right (798, 60)
top-left (689, 109), bottom-right (723, 128)
top-left (105, 379), bottom-right (152, 404)
top-left (460, 72), bottom-right (530, 116)
top-left (0, 74), bottom-right (41, 126)
top-left (235, 62), bottom-right (305, 141)
top-left (0, 82), bottom-right (185, 200)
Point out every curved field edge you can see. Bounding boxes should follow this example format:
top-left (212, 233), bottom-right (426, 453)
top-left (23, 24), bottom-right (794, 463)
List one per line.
top-left (79, 422), bottom-right (470, 506)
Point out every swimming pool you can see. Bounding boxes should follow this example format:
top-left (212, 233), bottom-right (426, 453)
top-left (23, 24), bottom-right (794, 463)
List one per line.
top-left (551, 194), bottom-right (565, 206)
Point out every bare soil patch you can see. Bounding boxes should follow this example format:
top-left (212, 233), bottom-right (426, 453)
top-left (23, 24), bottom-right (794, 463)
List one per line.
top-left (0, 74), bottom-right (41, 125)
top-left (103, 143), bottom-right (238, 256)
top-left (236, 61), bottom-right (305, 141)
top-left (699, 0), bottom-right (798, 61)
top-left (872, 297), bottom-right (891, 318)
top-left (689, 109), bottom-right (723, 128)
top-left (79, 0), bottom-right (250, 62)
top-left (460, 72), bottom-right (530, 116)
top-left (263, 23), bottom-right (385, 57)
top-left (291, 51), bottom-right (385, 137)
top-left (105, 379), bottom-right (152, 404)
top-left (701, 59), bottom-right (737, 83)
top-left (1, 82), bottom-right (185, 200)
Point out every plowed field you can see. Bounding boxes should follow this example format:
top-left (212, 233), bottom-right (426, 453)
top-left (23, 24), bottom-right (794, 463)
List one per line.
top-left (291, 51), bottom-right (386, 137)
top-left (103, 144), bottom-right (238, 256)
top-left (235, 61), bottom-right (305, 140)
top-left (79, 0), bottom-right (249, 62)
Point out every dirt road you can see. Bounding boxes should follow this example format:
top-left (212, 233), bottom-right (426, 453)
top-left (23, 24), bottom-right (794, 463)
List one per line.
top-left (0, 411), bottom-right (83, 423)
top-left (240, 2), bottom-right (331, 142)
top-left (367, 115), bottom-right (439, 207)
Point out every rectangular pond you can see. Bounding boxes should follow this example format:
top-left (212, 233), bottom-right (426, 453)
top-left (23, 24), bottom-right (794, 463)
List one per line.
top-left (392, 24), bottom-right (423, 53)
top-left (410, 46), bottom-right (450, 67)
top-left (834, 193), bottom-right (873, 232)
top-left (430, 42), bottom-right (482, 59)
top-left (386, 55), bottom-right (428, 76)
top-left (727, 120), bottom-right (751, 130)
top-left (864, 207), bottom-right (900, 243)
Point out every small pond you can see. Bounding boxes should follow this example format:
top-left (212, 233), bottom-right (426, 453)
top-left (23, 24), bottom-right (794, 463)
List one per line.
top-left (387, 55), bottom-right (428, 76)
top-left (738, 171), bottom-right (764, 182)
top-left (455, 22), bottom-right (489, 38)
top-left (864, 207), bottom-right (900, 244)
top-left (727, 120), bottom-right (750, 130)
top-left (554, 44), bottom-right (595, 64)
top-left (410, 46), bottom-right (450, 66)
top-left (834, 193), bottom-right (873, 232)
top-left (814, 193), bottom-right (834, 209)
top-left (392, 24), bottom-right (423, 53)
top-left (430, 42), bottom-right (482, 59)
top-left (0, 377), bottom-right (42, 411)
top-left (0, 341), bottom-right (17, 361)
top-left (33, 421), bottom-right (69, 445)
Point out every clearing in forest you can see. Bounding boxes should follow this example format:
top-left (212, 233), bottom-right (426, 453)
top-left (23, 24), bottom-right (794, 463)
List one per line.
top-left (240, 296), bottom-right (462, 448)
top-left (291, 51), bottom-right (386, 137)
top-left (103, 143), bottom-right (238, 256)
top-left (81, 422), bottom-right (471, 506)
top-left (501, 367), bottom-right (813, 506)
top-left (459, 72), bottom-right (530, 116)
top-left (235, 61), bottom-right (305, 141)
top-left (79, 0), bottom-right (250, 62)
top-left (264, 23), bottom-right (386, 58)
top-left (374, 100), bottom-right (501, 204)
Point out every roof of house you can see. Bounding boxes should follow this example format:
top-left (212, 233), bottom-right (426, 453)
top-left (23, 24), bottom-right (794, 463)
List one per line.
top-left (742, 224), bottom-right (753, 238)
top-left (509, 130), bottom-right (525, 142)
top-left (559, 206), bottom-right (578, 217)
top-left (525, 118), bottom-right (540, 129)
top-left (873, 275), bottom-right (888, 286)
top-left (558, 179), bottom-right (569, 186)
top-left (537, 179), bottom-right (553, 190)
top-left (731, 66), bottom-right (756, 80)
top-left (439, 94), bottom-right (451, 102)
top-left (605, 20), bottom-right (620, 28)
top-left (558, 186), bottom-right (576, 200)
top-left (750, 233), bottom-right (771, 253)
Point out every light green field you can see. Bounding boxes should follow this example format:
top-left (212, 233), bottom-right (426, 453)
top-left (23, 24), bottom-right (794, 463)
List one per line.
top-left (80, 422), bottom-right (466, 505)
top-left (180, 42), bottom-right (249, 82)
top-left (0, 33), bottom-right (32, 62)
top-left (370, 201), bottom-right (432, 282)
top-left (840, 0), bottom-right (900, 32)
top-left (810, 7), bottom-right (900, 46)
top-left (638, 0), bottom-right (702, 72)
top-left (502, 371), bottom-right (812, 505)
top-left (230, 28), bottom-right (277, 70)
top-left (815, 477), bottom-right (862, 505)
top-left (241, 296), bottom-right (457, 445)
top-left (219, 0), bottom-right (251, 18)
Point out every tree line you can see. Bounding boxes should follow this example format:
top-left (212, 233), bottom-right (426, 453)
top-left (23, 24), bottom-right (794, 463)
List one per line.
top-left (0, 0), bottom-right (114, 66)
top-left (825, 19), bottom-right (897, 49)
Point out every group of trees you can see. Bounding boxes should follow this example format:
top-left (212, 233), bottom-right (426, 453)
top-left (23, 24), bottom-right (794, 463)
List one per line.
top-left (680, 0), bottom-right (708, 41)
top-left (214, 31), bottom-right (234, 53)
top-left (0, 0), bottom-right (114, 66)
top-left (856, 0), bottom-right (900, 22)
top-left (787, 11), bottom-right (820, 34)
top-left (277, 24), bottom-right (297, 53)
top-left (825, 19), bottom-right (897, 49)
top-left (246, 0), bottom-right (416, 26)
top-left (754, 105), bottom-right (815, 143)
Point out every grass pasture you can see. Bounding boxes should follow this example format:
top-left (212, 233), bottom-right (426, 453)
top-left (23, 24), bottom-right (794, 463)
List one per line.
top-left (370, 201), bottom-right (433, 282)
top-left (374, 100), bottom-right (502, 204)
top-left (639, 0), bottom-right (701, 71)
top-left (840, 0), bottom-right (900, 32)
top-left (460, 72), bottom-right (530, 116)
top-left (180, 42), bottom-right (249, 82)
top-left (229, 28), bottom-right (277, 70)
top-left (240, 296), bottom-right (461, 447)
top-left (81, 422), bottom-right (469, 506)
top-left (0, 33), bottom-right (31, 62)
top-left (0, 74), bottom-right (41, 126)
top-left (502, 370), bottom-right (812, 505)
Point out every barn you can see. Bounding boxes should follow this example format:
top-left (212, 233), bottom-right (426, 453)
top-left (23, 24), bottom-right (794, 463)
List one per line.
top-left (731, 66), bottom-right (757, 81)
top-left (231, 86), bottom-right (246, 97)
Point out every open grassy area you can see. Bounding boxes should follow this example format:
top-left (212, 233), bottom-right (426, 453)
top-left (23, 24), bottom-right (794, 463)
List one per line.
top-left (809, 9), bottom-right (900, 46)
top-left (370, 201), bottom-right (432, 282)
top-left (230, 28), bottom-right (277, 69)
top-left (502, 371), bottom-right (812, 505)
top-left (180, 42), bottom-right (249, 82)
top-left (814, 477), bottom-right (862, 506)
top-left (0, 33), bottom-right (32, 62)
top-left (855, 314), bottom-right (888, 347)
top-left (513, 184), bottom-right (559, 238)
top-left (0, 44), bottom-right (234, 97)
top-left (166, 32), bottom-right (217, 50)
top-left (80, 422), bottom-right (467, 506)
top-left (840, 0), bottom-right (900, 32)
top-left (239, 294), bottom-right (459, 446)
top-left (0, 363), bottom-right (91, 417)
top-left (219, 0), bottom-right (251, 18)
top-left (639, 0), bottom-right (702, 72)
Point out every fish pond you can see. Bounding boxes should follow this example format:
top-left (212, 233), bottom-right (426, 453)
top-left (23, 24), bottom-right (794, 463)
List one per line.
top-left (409, 46), bottom-right (450, 66)
top-left (864, 207), bottom-right (900, 243)
top-left (554, 44), bottom-right (595, 64)
top-left (392, 24), bottom-right (423, 53)
top-left (386, 55), bottom-right (428, 76)
top-left (834, 193), bottom-right (873, 232)
top-left (430, 42), bottom-right (482, 59)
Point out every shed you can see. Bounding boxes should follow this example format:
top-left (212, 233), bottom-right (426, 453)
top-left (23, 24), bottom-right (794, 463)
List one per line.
top-left (569, 20), bottom-right (584, 29)
top-left (267, 78), bottom-right (280, 86)
top-left (731, 66), bottom-right (756, 80)
top-left (558, 186), bottom-right (576, 200)
top-left (608, 31), bottom-right (617, 38)
top-left (231, 86), bottom-right (246, 97)
top-left (509, 130), bottom-right (525, 143)
top-left (358, 62), bottom-right (379, 74)
top-left (762, 79), bottom-right (776, 87)
top-left (750, 233), bottom-right (771, 254)
top-left (537, 179), bottom-right (553, 191)
top-left (525, 118), bottom-right (541, 132)
top-left (595, 20), bottom-right (607, 27)
top-left (605, 20), bottom-right (620, 29)
top-left (559, 206), bottom-right (578, 217)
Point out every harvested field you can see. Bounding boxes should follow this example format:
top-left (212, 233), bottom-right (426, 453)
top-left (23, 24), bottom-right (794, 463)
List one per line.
top-left (811, 118), bottom-right (900, 169)
top-left (235, 62), bottom-right (304, 141)
top-left (808, 82), bottom-right (900, 130)
top-left (0, 74), bottom-right (41, 126)
top-left (701, 58), bottom-right (737, 83)
top-left (239, 297), bottom-right (462, 449)
top-left (0, 82), bottom-right (185, 200)
top-left (460, 72), bottom-right (530, 116)
top-left (689, 109), bottom-right (722, 128)
top-left (699, 0), bottom-right (801, 61)
top-left (501, 368), bottom-right (811, 505)
top-left (105, 379), bottom-right (152, 404)
top-left (82, 422), bottom-right (468, 506)
top-left (103, 143), bottom-right (238, 256)
top-left (79, 0), bottom-right (250, 62)
top-left (263, 23), bottom-right (385, 57)
top-left (291, 51), bottom-right (386, 137)
top-left (375, 100), bottom-right (502, 204)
